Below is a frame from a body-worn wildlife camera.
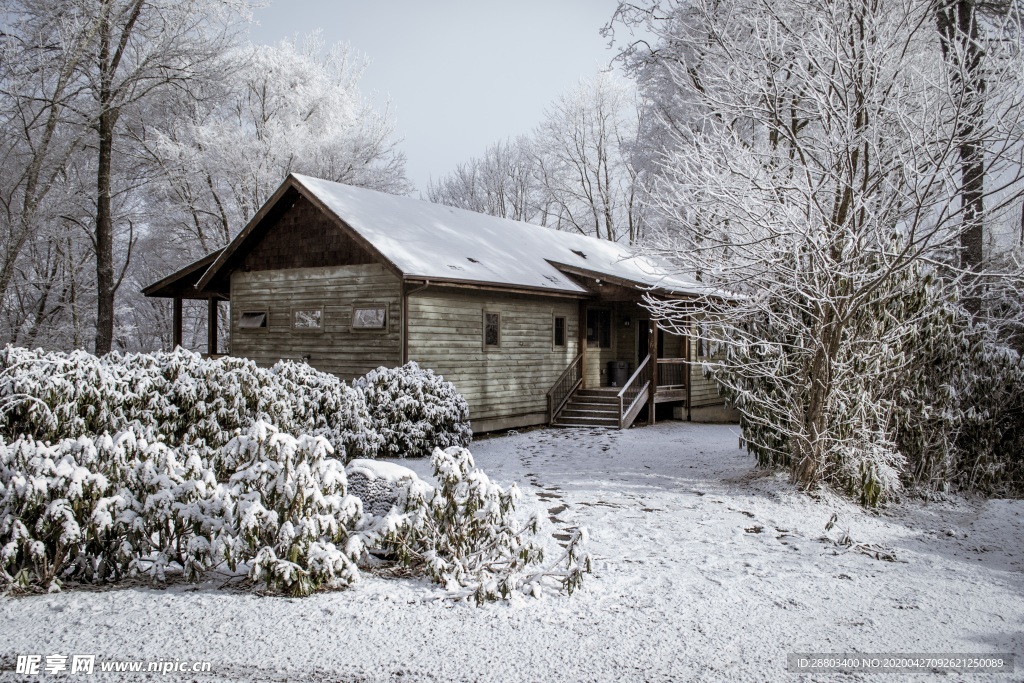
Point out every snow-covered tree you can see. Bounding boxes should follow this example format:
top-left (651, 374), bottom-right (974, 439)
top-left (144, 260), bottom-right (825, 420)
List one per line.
top-left (611, 0), bottom-right (1024, 503)
top-left (533, 72), bottom-right (645, 243)
top-left (427, 136), bottom-right (539, 222)
top-left (429, 73), bottom-right (647, 243)
top-left (147, 34), bottom-right (409, 256)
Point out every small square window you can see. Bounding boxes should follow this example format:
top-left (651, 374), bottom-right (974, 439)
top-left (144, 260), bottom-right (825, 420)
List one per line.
top-left (553, 316), bottom-right (566, 347)
top-left (353, 305), bottom-right (387, 330)
top-left (239, 311), bottom-right (267, 329)
top-left (292, 308), bottom-right (323, 331)
top-left (484, 311), bottom-right (501, 348)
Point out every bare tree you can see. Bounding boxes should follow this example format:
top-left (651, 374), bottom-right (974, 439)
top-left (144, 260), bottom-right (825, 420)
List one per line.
top-left (619, 0), bottom-right (1024, 502)
top-left (78, 0), bottom-right (248, 354)
top-left (427, 137), bottom-right (537, 221)
top-left (533, 73), bottom-right (645, 242)
top-left (0, 2), bottom-right (93, 316)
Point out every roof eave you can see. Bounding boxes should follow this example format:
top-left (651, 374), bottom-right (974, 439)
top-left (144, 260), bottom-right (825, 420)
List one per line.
top-left (143, 249), bottom-right (225, 299)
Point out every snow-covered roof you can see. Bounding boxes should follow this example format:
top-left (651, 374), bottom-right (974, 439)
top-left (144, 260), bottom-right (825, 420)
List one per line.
top-left (291, 174), bottom-right (705, 296)
top-left (195, 174), bottom-right (709, 297)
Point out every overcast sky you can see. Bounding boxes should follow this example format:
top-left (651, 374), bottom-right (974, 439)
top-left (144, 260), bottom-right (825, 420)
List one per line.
top-left (248, 0), bottom-right (627, 194)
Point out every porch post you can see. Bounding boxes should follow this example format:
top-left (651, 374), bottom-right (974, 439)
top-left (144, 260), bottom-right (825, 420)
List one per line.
top-left (648, 318), bottom-right (658, 424)
top-left (172, 296), bottom-right (183, 349)
top-left (578, 300), bottom-right (588, 389)
top-left (686, 313), bottom-right (693, 422)
top-left (207, 296), bottom-right (218, 356)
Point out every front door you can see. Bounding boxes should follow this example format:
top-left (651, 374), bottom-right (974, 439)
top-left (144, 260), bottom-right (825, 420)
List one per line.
top-left (637, 320), bottom-right (667, 365)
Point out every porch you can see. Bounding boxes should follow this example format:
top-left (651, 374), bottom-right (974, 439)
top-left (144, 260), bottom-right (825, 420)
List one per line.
top-left (547, 297), bottom-right (694, 429)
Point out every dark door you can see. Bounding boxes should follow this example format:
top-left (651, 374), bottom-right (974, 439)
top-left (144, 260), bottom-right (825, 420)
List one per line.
top-left (634, 317), bottom-right (667, 366)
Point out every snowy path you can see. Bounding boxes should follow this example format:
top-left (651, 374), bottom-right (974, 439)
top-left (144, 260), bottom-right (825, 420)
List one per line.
top-left (2, 423), bottom-right (1022, 682)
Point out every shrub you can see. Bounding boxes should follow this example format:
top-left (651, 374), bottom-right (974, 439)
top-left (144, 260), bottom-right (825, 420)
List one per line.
top-left (267, 360), bottom-right (382, 460)
top-left (372, 446), bottom-right (590, 602)
top-left (354, 362), bottom-right (472, 458)
top-left (0, 347), bottom-right (377, 463)
top-left (0, 428), bottom-right (218, 589)
top-left (216, 422), bottom-right (364, 596)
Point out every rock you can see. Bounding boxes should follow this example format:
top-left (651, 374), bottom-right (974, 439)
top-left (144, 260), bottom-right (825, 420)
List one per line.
top-left (346, 459), bottom-right (424, 518)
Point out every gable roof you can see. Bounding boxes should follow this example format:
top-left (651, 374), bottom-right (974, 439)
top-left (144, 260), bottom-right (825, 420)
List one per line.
top-left (195, 174), bottom-right (708, 297)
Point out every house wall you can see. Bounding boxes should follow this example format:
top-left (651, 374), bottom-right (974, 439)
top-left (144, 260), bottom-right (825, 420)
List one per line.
top-left (688, 312), bottom-right (727, 408)
top-left (406, 287), bottom-right (580, 432)
top-left (242, 194), bottom-right (377, 272)
top-left (230, 263), bottom-right (402, 380)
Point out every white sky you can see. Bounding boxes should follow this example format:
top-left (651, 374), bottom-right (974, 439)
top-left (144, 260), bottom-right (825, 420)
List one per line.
top-left (248, 0), bottom-right (627, 195)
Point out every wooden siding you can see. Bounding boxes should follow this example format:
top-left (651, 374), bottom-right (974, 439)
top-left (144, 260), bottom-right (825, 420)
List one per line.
top-left (406, 288), bottom-right (579, 424)
top-left (242, 194), bottom-right (377, 272)
top-left (230, 264), bottom-right (401, 380)
top-left (688, 313), bottom-right (726, 408)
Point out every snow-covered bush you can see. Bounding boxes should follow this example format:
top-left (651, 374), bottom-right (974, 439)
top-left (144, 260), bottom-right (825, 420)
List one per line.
top-left (354, 362), bottom-right (472, 458)
top-left (0, 428), bottom-right (218, 589)
top-left (891, 301), bottom-right (1024, 496)
top-left (0, 347), bottom-right (378, 464)
top-left (372, 446), bottom-right (590, 603)
top-left (267, 360), bottom-right (382, 460)
top-left (216, 422), bottom-right (364, 596)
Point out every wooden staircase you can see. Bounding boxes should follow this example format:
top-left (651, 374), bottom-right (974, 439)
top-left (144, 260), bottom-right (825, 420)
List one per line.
top-left (551, 388), bottom-right (622, 428)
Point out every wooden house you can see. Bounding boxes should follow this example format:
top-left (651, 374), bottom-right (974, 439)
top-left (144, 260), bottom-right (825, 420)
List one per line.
top-left (143, 174), bottom-right (732, 432)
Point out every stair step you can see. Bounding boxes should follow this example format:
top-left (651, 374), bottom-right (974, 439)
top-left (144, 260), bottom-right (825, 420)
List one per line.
top-left (568, 396), bottom-right (619, 406)
top-left (565, 397), bottom-right (618, 409)
top-left (553, 416), bottom-right (620, 428)
top-left (561, 407), bottom-right (618, 419)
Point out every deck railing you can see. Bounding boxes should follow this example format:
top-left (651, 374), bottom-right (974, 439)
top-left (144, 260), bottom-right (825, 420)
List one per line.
top-left (617, 354), bottom-right (652, 429)
top-left (657, 358), bottom-right (688, 388)
top-left (547, 352), bottom-right (583, 423)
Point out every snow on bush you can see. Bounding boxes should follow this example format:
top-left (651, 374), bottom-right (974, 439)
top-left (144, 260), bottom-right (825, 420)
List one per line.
top-left (0, 428), bottom-right (218, 589)
top-left (354, 362), bottom-right (472, 458)
top-left (0, 347), bottom-right (587, 601)
top-left (371, 446), bottom-right (591, 603)
top-left (266, 360), bottom-right (382, 461)
top-left (0, 346), bottom-right (379, 462)
top-left (0, 422), bottom-right (364, 596)
top-left (216, 422), bottom-right (364, 597)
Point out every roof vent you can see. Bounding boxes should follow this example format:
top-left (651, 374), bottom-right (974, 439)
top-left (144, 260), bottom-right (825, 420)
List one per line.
top-left (571, 249), bottom-right (587, 259)
top-left (467, 257), bottom-right (479, 263)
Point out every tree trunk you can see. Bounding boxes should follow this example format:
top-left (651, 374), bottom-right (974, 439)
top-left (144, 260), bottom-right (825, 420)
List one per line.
top-left (95, 106), bottom-right (116, 355)
top-left (94, 0), bottom-right (121, 355)
top-left (937, 0), bottom-right (985, 310)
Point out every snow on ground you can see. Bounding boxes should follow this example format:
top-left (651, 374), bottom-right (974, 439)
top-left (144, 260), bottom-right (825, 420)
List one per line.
top-left (1, 422), bottom-right (1022, 682)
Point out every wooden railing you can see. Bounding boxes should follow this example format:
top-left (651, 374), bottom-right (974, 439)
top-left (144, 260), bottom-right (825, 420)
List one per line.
top-left (617, 354), bottom-right (652, 429)
top-left (657, 358), bottom-right (688, 388)
top-left (547, 352), bottom-right (583, 423)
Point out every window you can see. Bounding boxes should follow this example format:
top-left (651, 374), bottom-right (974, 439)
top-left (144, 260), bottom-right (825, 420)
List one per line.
top-left (553, 316), bottom-right (566, 348)
top-left (239, 311), bottom-right (267, 330)
top-left (586, 309), bottom-right (611, 348)
top-left (352, 305), bottom-right (387, 330)
top-left (484, 311), bottom-right (501, 348)
top-left (292, 307), bottom-right (323, 331)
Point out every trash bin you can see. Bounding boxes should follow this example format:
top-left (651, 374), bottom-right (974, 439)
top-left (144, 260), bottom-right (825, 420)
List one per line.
top-left (608, 361), bottom-right (631, 387)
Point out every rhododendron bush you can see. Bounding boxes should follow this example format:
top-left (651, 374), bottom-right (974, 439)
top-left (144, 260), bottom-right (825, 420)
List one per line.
top-left (0, 347), bottom-right (587, 599)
